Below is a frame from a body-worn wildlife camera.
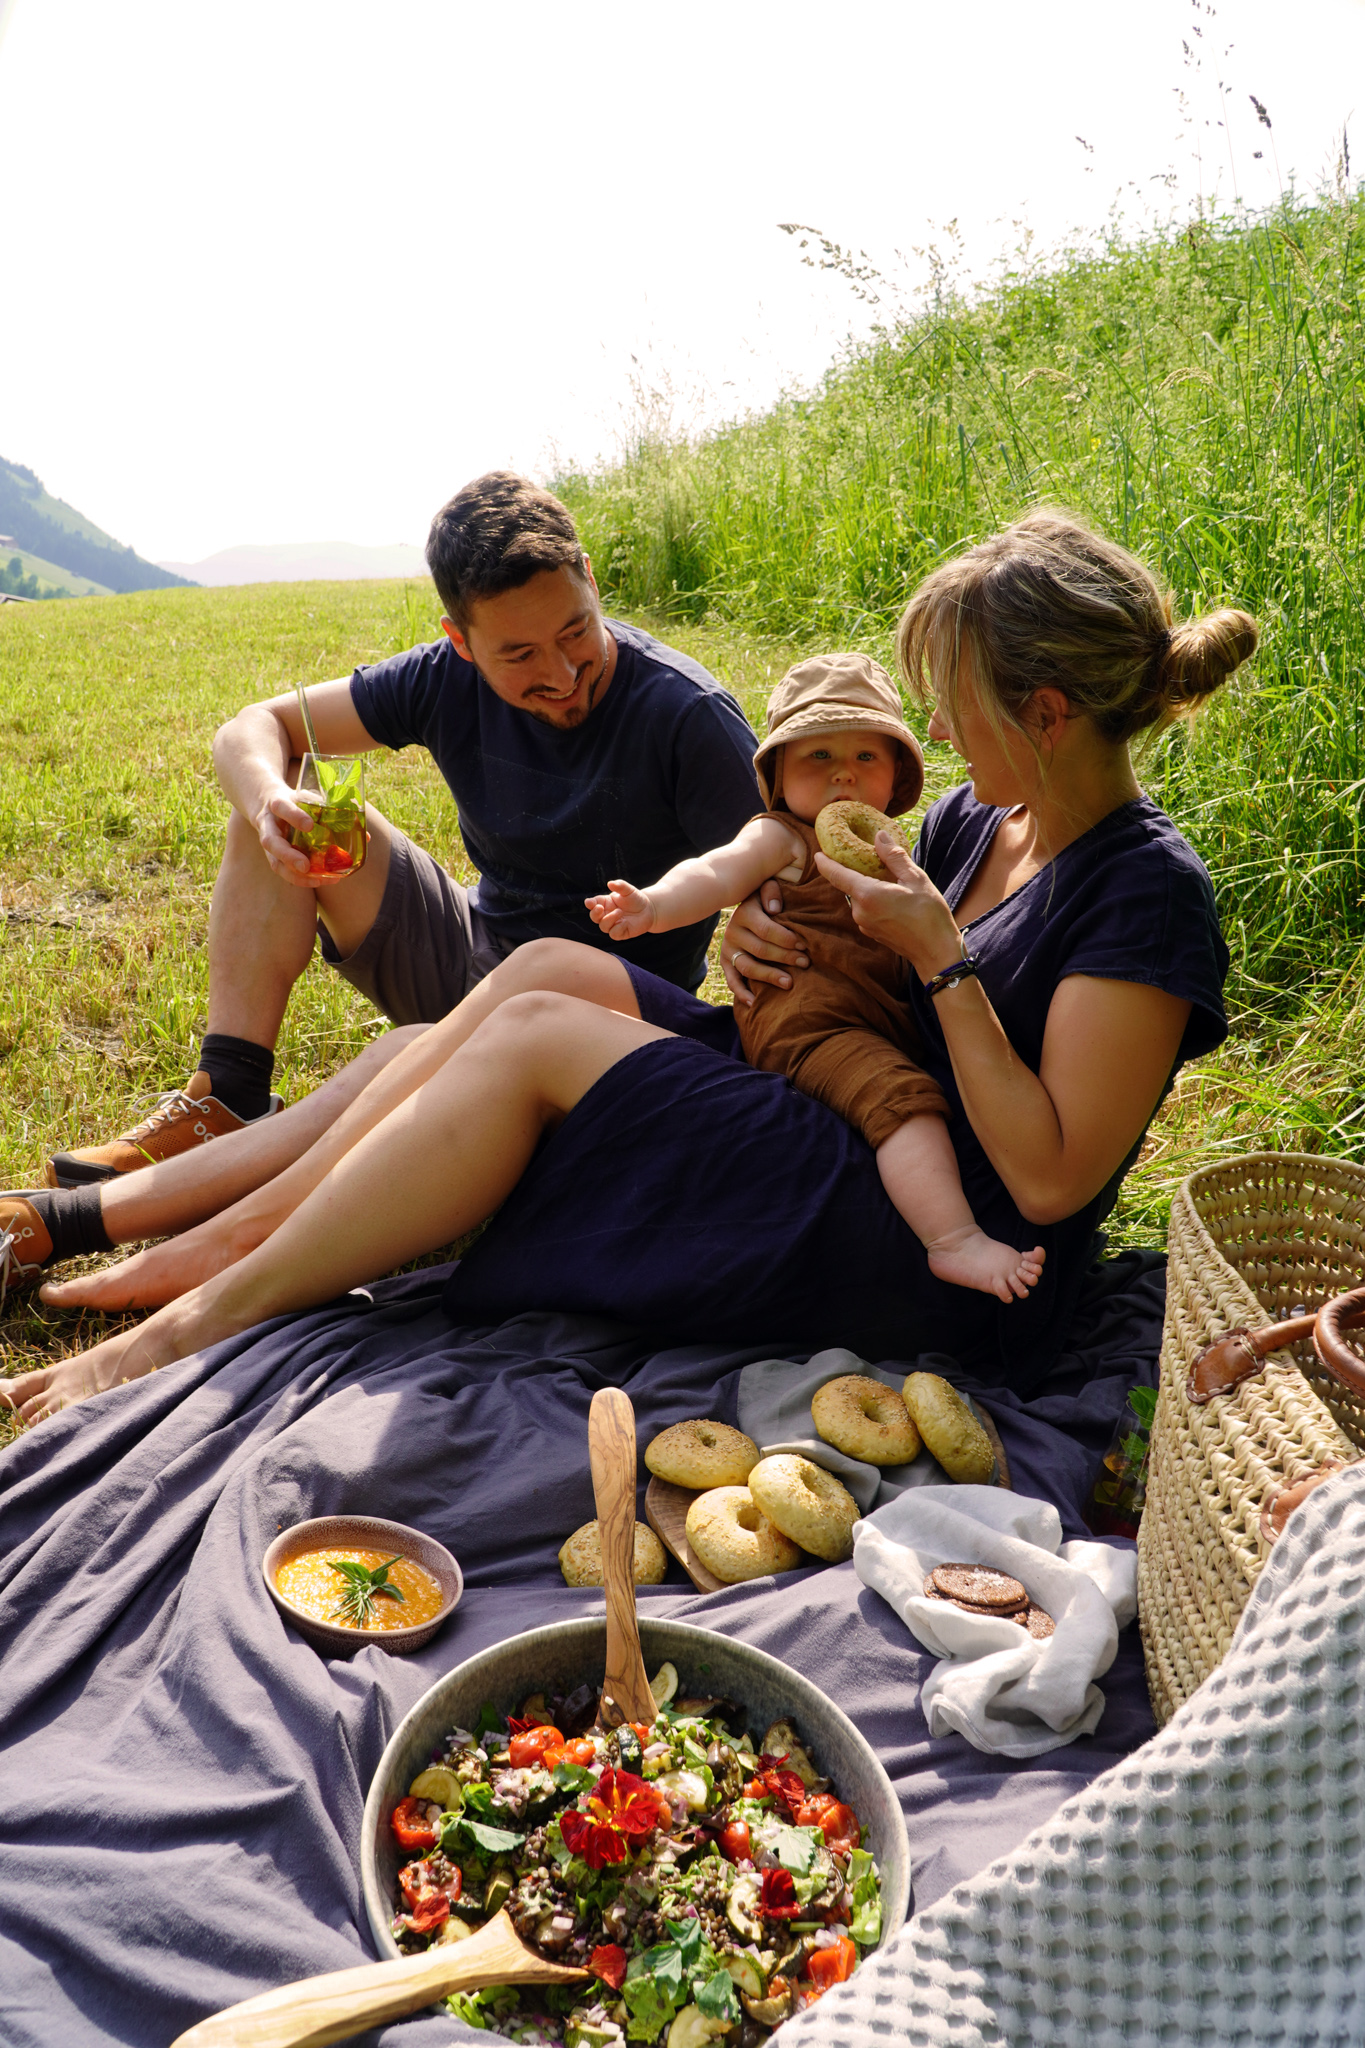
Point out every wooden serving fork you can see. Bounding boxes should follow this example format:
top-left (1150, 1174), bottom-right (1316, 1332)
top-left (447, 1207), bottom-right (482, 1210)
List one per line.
top-left (169, 1908), bottom-right (587, 2048)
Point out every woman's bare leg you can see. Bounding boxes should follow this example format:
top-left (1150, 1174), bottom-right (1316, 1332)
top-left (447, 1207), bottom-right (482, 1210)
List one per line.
top-left (7, 991), bottom-right (664, 1425)
top-left (44, 942), bottom-right (640, 1312)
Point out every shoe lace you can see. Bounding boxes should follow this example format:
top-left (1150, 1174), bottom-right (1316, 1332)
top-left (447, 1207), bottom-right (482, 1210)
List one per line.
top-left (121, 1088), bottom-right (200, 1140)
top-left (0, 1219), bottom-right (36, 1311)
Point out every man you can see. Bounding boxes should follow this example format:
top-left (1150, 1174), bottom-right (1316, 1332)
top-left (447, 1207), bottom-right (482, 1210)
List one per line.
top-left (46, 472), bottom-right (761, 1186)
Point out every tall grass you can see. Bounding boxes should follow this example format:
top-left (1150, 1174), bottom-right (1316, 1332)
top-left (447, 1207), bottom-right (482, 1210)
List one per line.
top-left (558, 192), bottom-right (1365, 1227)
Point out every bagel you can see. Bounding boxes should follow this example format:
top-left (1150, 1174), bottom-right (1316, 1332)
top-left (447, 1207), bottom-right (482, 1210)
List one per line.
top-left (901, 1371), bottom-right (996, 1485)
top-left (684, 1486), bottom-right (801, 1583)
top-left (558, 1519), bottom-right (668, 1588)
top-left (814, 800), bottom-right (912, 879)
top-left (645, 1418), bottom-right (759, 1490)
top-left (748, 1454), bottom-right (859, 1563)
top-left (812, 1373), bottom-right (921, 1466)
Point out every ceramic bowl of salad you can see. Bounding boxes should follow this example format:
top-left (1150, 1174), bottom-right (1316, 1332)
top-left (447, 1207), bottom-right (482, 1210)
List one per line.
top-left (361, 1616), bottom-right (909, 2045)
top-left (263, 1513), bottom-right (462, 1656)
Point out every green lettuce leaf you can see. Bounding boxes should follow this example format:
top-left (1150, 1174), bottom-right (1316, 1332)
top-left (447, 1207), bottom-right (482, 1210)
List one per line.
top-left (849, 1846), bottom-right (882, 1947)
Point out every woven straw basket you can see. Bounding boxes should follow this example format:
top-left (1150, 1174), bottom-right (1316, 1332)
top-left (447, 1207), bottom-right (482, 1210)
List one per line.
top-left (1138, 1151), bottom-right (1365, 1725)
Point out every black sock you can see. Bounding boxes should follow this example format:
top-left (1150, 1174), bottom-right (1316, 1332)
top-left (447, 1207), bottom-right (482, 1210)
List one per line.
top-left (29, 1185), bottom-right (114, 1261)
top-left (195, 1034), bottom-right (275, 1122)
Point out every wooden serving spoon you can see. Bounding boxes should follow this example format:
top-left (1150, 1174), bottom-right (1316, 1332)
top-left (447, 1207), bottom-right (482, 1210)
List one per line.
top-left (168, 1908), bottom-right (588, 2048)
top-left (587, 1385), bottom-right (657, 1727)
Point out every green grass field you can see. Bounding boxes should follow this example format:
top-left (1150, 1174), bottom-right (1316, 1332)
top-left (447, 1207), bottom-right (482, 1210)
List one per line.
top-left (3, 191), bottom-right (1363, 1434)
top-left (0, 578), bottom-right (805, 1427)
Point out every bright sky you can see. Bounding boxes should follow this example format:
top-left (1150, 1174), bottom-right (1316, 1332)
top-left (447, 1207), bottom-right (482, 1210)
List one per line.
top-left (1, 0), bottom-right (1361, 564)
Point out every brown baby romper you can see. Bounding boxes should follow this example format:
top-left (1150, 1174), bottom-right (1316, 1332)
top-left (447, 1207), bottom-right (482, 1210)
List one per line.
top-left (736, 814), bottom-right (949, 1149)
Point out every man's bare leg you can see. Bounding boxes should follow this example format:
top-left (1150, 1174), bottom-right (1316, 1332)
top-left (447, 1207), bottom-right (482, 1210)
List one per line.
top-left (7, 991), bottom-right (664, 1425)
top-left (42, 942), bottom-right (640, 1311)
top-left (201, 786), bottom-right (396, 1051)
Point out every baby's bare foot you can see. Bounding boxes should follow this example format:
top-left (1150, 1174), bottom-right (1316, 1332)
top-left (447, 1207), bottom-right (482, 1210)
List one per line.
top-left (927, 1227), bottom-right (1046, 1304)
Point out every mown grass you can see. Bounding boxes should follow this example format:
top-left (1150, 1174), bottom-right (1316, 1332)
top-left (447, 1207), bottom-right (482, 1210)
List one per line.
top-left (559, 191), bottom-right (1365, 1234)
top-left (0, 578), bottom-right (805, 1431)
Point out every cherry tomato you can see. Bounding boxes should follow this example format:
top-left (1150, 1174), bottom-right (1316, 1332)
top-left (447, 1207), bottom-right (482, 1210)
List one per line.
top-left (508, 1724), bottom-right (565, 1769)
top-left (718, 1820), bottom-right (752, 1864)
top-left (590, 1942), bottom-right (629, 1990)
top-left (798, 1794), bottom-right (860, 1853)
top-left (805, 1935), bottom-right (857, 1996)
top-left (390, 1797), bottom-right (440, 1852)
top-left (399, 1857), bottom-right (462, 1908)
top-left (542, 1736), bottom-right (597, 1771)
top-left (630, 1723), bottom-right (652, 1743)
top-left (407, 1889), bottom-right (450, 1933)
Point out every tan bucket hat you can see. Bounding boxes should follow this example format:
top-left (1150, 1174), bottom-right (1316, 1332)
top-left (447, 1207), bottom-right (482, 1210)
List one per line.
top-left (753, 651), bottom-right (925, 815)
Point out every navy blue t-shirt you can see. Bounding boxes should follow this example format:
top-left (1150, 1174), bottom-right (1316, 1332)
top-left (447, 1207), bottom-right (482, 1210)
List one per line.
top-left (904, 783), bottom-right (1230, 1381)
top-left (350, 620), bottom-right (761, 991)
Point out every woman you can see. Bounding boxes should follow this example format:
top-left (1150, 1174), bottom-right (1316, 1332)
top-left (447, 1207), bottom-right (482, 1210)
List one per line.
top-left (4, 512), bottom-right (1255, 1424)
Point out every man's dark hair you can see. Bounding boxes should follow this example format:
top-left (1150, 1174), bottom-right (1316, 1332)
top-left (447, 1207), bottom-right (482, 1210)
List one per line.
top-left (426, 471), bottom-right (587, 628)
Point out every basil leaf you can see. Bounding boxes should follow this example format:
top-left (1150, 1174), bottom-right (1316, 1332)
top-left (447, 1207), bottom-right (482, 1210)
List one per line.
top-left (695, 1969), bottom-right (741, 2026)
top-left (552, 1761), bottom-right (597, 1794)
top-left (772, 1824), bottom-right (818, 1874)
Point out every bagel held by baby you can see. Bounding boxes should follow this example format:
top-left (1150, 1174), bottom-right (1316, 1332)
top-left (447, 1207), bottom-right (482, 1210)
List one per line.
top-left (588, 653), bottom-right (1045, 1303)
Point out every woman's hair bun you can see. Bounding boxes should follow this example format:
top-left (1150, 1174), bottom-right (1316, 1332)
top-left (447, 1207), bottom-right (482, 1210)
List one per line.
top-left (1158, 608), bottom-right (1259, 712)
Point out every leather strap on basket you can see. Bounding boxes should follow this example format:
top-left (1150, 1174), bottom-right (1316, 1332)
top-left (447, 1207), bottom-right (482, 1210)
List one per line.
top-left (1312, 1285), bottom-right (1365, 1396)
top-left (1187, 1308), bottom-right (1317, 1405)
top-left (1259, 1459), bottom-right (1348, 1546)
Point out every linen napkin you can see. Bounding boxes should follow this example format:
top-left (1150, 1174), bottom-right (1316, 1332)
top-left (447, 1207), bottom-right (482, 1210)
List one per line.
top-left (853, 1484), bottom-right (1138, 1757)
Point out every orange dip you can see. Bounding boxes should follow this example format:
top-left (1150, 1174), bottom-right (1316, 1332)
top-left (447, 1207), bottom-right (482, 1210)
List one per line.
top-left (274, 1546), bottom-right (444, 1631)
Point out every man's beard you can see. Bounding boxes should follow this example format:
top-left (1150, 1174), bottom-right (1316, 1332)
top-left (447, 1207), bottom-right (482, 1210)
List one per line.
top-left (525, 650), bottom-right (609, 728)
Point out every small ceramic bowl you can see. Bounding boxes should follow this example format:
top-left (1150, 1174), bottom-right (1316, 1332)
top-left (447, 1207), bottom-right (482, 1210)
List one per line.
top-left (262, 1514), bottom-right (462, 1657)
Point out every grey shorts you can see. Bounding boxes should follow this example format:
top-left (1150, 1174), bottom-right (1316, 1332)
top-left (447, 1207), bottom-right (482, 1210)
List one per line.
top-left (317, 829), bottom-right (507, 1025)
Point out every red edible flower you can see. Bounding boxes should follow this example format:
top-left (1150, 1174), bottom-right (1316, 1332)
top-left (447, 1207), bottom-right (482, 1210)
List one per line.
top-left (560, 1768), bottom-right (668, 1870)
top-left (760, 1866), bottom-right (803, 1919)
top-left (590, 1942), bottom-right (630, 1990)
top-left (750, 1756), bottom-right (808, 1821)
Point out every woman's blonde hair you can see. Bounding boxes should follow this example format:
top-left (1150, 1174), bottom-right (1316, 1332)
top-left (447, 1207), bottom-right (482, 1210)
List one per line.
top-left (896, 509), bottom-right (1258, 749)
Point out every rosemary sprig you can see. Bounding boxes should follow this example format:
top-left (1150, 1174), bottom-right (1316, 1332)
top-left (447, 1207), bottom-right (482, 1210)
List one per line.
top-left (329, 1555), bottom-right (406, 1627)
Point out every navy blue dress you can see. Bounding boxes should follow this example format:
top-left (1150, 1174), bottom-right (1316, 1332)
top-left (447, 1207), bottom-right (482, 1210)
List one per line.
top-left (443, 787), bottom-right (1229, 1391)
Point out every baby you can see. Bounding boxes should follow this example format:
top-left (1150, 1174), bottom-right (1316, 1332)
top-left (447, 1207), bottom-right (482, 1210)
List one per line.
top-left (587, 652), bottom-right (1045, 1303)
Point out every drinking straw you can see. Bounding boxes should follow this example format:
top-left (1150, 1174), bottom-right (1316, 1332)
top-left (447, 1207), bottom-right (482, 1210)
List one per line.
top-left (294, 679), bottom-right (322, 763)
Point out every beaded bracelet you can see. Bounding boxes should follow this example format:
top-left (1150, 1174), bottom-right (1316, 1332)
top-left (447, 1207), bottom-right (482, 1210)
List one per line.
top-left (923, 954), bottom-right (978, 1000)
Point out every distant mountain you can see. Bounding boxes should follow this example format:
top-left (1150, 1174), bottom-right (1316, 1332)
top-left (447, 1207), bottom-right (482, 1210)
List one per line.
top-left (156, 541), bottom-right (429, 586)
top-left (0, 458), bottom-right (195, 595)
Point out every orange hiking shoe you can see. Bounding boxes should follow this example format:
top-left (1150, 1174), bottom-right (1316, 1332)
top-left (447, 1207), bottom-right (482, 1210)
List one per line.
top-left (45, 1083), bottom-right (285, 1187)
top-left (0, 1194), bottom-right (54, 1308)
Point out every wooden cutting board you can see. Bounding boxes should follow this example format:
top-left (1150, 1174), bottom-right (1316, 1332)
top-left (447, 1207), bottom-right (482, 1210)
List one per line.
top-left (644, 1478), bottom-right (726, 1594)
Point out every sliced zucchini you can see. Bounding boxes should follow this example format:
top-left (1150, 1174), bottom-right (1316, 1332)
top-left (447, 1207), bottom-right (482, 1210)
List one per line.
top-left (650, 1660), bottom-right (679, 1706)
top-left (655, 1768), bottom-right (709, 1813)
top-left (721, 1949), bottom-right (766, 1997)
top-left (434, 1914), bottom-right (475, 1945)
top-left (666, 2005), bottom-right (727, 2048)
top-left (484, 1871), bottom-right (513, 1916)
top-left (741, 1979), bottom-right (794, 2028)
top-left (408, 1766), bottom-right (465, 1811)
top-left (726, 1871), bottom-right (763, 1942)
top-left (760, 1721), bottom-right (820, 1788)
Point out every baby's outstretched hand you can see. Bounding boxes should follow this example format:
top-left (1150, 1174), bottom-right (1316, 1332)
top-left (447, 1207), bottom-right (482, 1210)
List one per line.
top-left (585, 880), bottom-right (655, 940)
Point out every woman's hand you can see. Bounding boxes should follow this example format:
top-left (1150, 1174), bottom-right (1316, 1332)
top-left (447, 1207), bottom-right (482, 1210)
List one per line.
top-left (812, 833), bottom-right (965, 982)
top-left (720, 884), bottom-right (809, 1006)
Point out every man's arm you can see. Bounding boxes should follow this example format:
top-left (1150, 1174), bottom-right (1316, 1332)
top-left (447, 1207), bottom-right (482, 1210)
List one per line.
top-left (588, 817), bottom-right (800, 940)
top-left (212, 678), bottom-right (378, 886)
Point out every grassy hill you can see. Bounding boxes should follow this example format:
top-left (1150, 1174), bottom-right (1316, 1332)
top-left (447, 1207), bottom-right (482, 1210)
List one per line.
top-left (0, 457), bottom-right (193, 596)
top-left (560, 192), bottom-right (1365, 1207)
